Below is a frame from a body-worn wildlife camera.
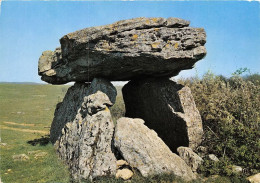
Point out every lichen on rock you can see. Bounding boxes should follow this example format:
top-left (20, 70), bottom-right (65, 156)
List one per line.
top-left (51, 79), bottom-right (117, 180)
top-left (114, 117), bottom-right (196, 181)
top-left (38, 17), bottom-right (206, 84)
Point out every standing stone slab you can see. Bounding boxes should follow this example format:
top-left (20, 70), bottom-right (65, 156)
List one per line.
top-left (50, 78), bottom-right (116, 144)
top-left (122, 78), bottom-right (203, 152)
top-left (50, 79), bottom-right (117, 180)
top-left (50, 82), bottom-right (88, 144)
top-left (57, 91), bottom-right (117, 180)
top-left (114, 117), bottom-right (196, 181)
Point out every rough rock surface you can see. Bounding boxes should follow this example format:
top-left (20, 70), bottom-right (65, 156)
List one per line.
top-left (50, 78), bottom-right (116, 144)
top-left (12, 154), bottom-right (30, 161)
top-left (208, 154), bottom-right (219, 162)
top-left (56, 91), bottom-right (117, 180)
top-left (122, 78), bottom-right (203, 152)
top-left (177, 146), bottom-right (203, 172)
top-left (38, 17), bottom-right (206, 84)
top-left (34, 152), bottom-right (48, 159)
top-left (231, 165), bottom-right (243, 174)
top-left (114, 117), bottom-right (196, 181)
top-left (196, 146), bottom-right (208, 158)
top-left (116, 169), bottom-right (134, 180)
top-left (116, 160), bottom-right (129, 168)
top-left (247, 173), bottom-right (260, 183)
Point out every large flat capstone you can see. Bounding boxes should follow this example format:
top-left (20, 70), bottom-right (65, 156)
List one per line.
top-left (38, 17), bottom-right (206, 84)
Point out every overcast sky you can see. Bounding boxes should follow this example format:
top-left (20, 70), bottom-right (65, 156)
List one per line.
top-left (0, 1), bottom-right (259, 83)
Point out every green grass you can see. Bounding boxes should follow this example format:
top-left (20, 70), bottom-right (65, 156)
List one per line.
top-left (0, 83), bottom-right (127, 183)
top-left (0, 83), bottom-right (71, 183)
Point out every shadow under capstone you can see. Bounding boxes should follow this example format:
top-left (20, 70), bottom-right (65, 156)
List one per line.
top-left (122, 77), bottom-right (202, 153)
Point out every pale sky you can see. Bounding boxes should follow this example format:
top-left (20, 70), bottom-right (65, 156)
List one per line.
top-left (0, 1), bottom-right (259, 83)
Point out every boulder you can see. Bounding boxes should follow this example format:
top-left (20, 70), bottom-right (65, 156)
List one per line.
top-left (231, 165), bottom-right (243, 174)
top-left (116, 160), bottom-right (129, 169)
top-left (208, 154), bottom-right (219, 162)
top-left (38, 17), bottom-right (206, 84)
top-left (116, 169), bottom-right (134, 180)
top-left (196, 146), bottom-right (208, 158)
top-left (50, 78), bottom-right (117, 144)
top-left (114, 117), bottom-right (196, 181)
top-left (12, 154), bottom-right (29, 161)
top-left (177, 146), bottom-right (203, 172)
top-left (56, 91), bottom-right (117, 180)
top-left (247, 173), bottom-right (260, 183)
top-left (34, 152), bottom-right (48, 159)
top-left (122, 78), bottom-right (203, 152)
top-left (0, 143), bottom-right (7, 147)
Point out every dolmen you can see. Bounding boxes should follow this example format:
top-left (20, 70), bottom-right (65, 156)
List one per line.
top-left (38, 17), bottom-right (206, 181)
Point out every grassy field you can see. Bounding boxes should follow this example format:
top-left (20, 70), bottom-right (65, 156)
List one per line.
top-left (0, 83), bottom-right (71, 183)
top-left (0, 83), bottom-right (250, 183)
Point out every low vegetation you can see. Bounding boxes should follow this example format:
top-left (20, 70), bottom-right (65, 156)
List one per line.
top-left (178, 70), bottom-right (260, 178)
top-left (0, 71), bottom-right (259, 182)
top-left (0, 84), bottom-right (71, 182)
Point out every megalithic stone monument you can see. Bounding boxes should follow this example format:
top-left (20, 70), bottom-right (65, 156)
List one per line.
top-left (38, 17), bottom-right (206, 181)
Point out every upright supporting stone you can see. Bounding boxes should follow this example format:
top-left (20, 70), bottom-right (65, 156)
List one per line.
top-left (122, 78), bottom-right (203, 152)
top-left (50, 78), bottom-right (116, 144)
top-left (50, 78), bottom-right (117, 180)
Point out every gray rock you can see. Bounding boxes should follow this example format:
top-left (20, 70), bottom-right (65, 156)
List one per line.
top-left (38, 49), bottom-right (61, 75)
top-left (0, 143), bottom-right (7, 147)
top-left (177, 146), bottom-right (203, 172)
top-left (50, 82), bottom-right (88, 144)
top-left (197, 146), bottom-right (208, 154)
top-left (116, 160), bottom-right (129, 169)
top-left (122, 78), bottom-right (203, 152)
top-left (208, 154), bottom-right (219, 162)
top-left (114, 117), bottom-right (196, 181)
top-left (231, 165), bottom-right (243, 174)
top-left (34, 152), bottom-right (48, 159)
top-left (196, 146), bottom-right (208, 158)
top-left (197, 146), bottom-right (207, 153)
top-left (116, 160), bottom-right (133, 180)
top-left (38, 17), bottom-right (206, 84)
top-left (88, 78), bottom-right (117, 104)
top-left (50, 78), bottom-right (117, 144)
top-left (56, 91), bottom-right (117, 180)
top-left (12, 154), bottom-right (29, 161)
top-left (247, 173), bottom-right (260, 183)
top-left (116, 168), bottom-right (134, 180)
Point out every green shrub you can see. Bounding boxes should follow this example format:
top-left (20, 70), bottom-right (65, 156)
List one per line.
top-left (244, 73), bottom-right (260, 86)
top-left (179, 71), bottom-right (260, 176)
top-left (110, 72), bottom-right (259, 177)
